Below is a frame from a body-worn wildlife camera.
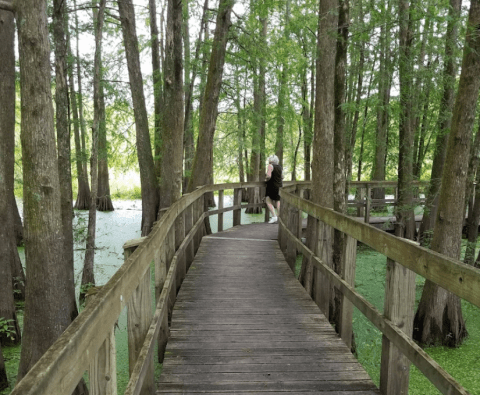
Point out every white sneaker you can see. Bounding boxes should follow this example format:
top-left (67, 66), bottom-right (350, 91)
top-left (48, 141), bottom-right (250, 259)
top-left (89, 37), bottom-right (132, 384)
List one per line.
top-left (268, 216), bottom-right (277, 224)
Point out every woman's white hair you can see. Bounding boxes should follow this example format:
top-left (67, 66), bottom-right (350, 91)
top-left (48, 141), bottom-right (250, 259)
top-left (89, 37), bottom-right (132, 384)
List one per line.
top-left (268, 155), bottom-right (279, 165)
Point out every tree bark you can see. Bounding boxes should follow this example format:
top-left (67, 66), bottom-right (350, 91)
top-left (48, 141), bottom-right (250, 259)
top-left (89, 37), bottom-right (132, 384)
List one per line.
top-left (183, 0), bottom-right (209, 191)
top-left (150, 0), bottom-right (163, 182)
top-left (395, 0), bottom-right (416, 240)
top-left (159, 0), bottom-right (185, 209)
top-left (0, 5), bottom-right (26, 307)
top-left (96, 62), bottom-right (114, 212)
top-left (119, 0), bottom-right (159, 235)
top-left (81, 0), bottom-right (107, 304)
top-left (332, 0), bottom-right (349, 332)
top-left (417, 0), bottom-right (461, 246)
top-left (187, 0), bottom-right (235, 193)
top-left (0, 6), bottom-right (22, 345)
top-left (73, 0), bottom-right (91, 210)
top-left (0, 345), bottom-right (7, 391)
top-left (16, 0), bottom-right (80, 380)
top-left (54, 0), bottom-right (76, 316)
top-left (303, 0), bottom-right (338, 316)
top-left (371, 0), bottom-right (393, 203)
top-left (68, 18), bottom-right (91, 211)
top-left (414, 0), bottom-right (480, 347)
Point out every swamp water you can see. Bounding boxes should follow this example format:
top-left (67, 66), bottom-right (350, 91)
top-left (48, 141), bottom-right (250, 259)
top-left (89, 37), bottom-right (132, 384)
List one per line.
top-left (13, 197), bottom-right (268, 393)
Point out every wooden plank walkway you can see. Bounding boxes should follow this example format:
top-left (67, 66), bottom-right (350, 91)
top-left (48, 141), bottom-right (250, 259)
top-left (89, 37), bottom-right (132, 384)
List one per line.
top-left (158, 223), bottom-right (380, 394)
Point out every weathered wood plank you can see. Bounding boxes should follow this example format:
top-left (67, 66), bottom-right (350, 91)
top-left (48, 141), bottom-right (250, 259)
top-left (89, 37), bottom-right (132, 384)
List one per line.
top-left (158, 224), bottom-right (379, 394)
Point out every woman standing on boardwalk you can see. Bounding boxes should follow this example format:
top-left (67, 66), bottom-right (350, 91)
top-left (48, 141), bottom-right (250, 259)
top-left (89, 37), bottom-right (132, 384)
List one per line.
top-left (265, 155), bottom-right (283, 223)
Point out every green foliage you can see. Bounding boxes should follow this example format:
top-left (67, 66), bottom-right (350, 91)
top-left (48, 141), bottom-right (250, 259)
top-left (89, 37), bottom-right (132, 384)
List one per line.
top-left (0, 319), bottom-right (16, 343)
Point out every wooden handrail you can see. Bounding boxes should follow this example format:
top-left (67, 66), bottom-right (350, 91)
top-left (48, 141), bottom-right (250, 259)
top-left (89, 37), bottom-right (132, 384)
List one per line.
top-left (279, 184), bottom-right (479, 395)
top-left (11, 182), bottom-right (270, 395)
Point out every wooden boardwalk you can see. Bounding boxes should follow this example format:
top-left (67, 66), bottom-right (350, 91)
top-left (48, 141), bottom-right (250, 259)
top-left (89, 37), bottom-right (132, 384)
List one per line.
top-left (158, 223), bottom-right (380, 394)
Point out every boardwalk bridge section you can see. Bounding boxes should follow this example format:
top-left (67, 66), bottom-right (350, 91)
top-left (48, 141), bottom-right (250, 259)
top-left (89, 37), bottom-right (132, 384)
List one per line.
top-left (11, 182), bottom-right (480, 395)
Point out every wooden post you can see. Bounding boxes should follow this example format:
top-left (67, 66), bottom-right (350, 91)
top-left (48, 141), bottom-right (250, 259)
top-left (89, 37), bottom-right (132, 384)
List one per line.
top-left (155, 208), bottom-right (168, 301)
top-left (87, 291), bottom-right (117, 395)
top-left (379, 258), bottom-right (416, 395)
top-left (233, 188), bottom-right (242, 226)
top-left (218, 190), bottom-right (224, 232)
top-left (157, 226), bottom-right (174, 362)
top-left (278, 200), bottom-right (289, 253)
top-left (338, 234), bottom-right (357, 350)
top-left (264, 186), bottom-right (269, 223)
top-left (286, 205), bottom-right (299, 273)
top-left (175, 211), bottom-right (186, 292)
top-left (314, 220), bottom-right (333, 319)
top-left (298, 189), bottom-right (305, 240)
top-left (125, 251), bottom-right (154, 395)
top-left (365, 185), bottom-right (371, 225)
top-left (184, 204), bottom-right (195, 270)
top-left (357, 187), bottom-right (365, 218)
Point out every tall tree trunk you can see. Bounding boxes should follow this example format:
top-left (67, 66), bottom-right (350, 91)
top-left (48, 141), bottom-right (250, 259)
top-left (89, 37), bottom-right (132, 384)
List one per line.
top-left (345, 0), bottom-right (365, 188)
top-left (301, 56), bottom-right (312, 182)
top-left (68, 19), bottom-right (90, 211)
top-left (274, 0), bottom-right (290, 168)
top-left (0, 5), bottom-right (22, 346)
top-left (54, 0), bottom-right (76, 303)
top-left (414, 0), bottom-right (480, 347)
top-left (74, 0), bottom-right (91, 210)
top-left (245, 66), bottom-right (263, 214)
top-left (302, 0), bottom-right (338, 316)
top-left (417, 0), bottom-right (461, 246)
top-left (119, 0), bottom-right (159, 235)
top-left (395, 0), bottom-right (416, 240)
top-left (187, 0), bottom-right (235, 193)
top-left (183, 0), bottom-right (208, 192)
top-left (332, 0), bottom-right (349, 332)
top-left (258, 16), bottom-right (267, 198)
top-left (0, 5), bottom-right (26, 303)
top-left (16, 0), bottom-right (81, 381)
top-left (159, 0), bottom-right (184, 208)
top-left (96, 63), bottom-right (114, 212)
top-left (81, 0), bottom-right (106, 303)
top-left (150, 0), bottom-right (163, 181)
top-left (371, 0), bottom-right (393, 203)
top-left (0, 345), bottom-right (7, 391)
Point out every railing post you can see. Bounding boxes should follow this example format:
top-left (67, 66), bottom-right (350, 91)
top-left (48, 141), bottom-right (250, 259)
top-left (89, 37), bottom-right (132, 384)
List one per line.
top-left (357, 186), bottom-right (365, 218)
top-left (297, 189), bottom-right (305, 240)
top-left (364, 185), bottom-right (371, 225)
top-left (175, 211), bottom-right (186, 292)
top-left (184, 203), bottom-right (195, 270)
top-left (157, 221), bottom-right (175, 362)
top-left (218, 190), bottom-right (224, 232)
top-left (314, 220), bottom-right (333, 319)
top-left (233, 188), bottom-right (242, 226)
top-left (124, 247), bottom-right (154, 395)
top-left (279, 199), bottom-right (288, 253)
top-left (338, 234), bottom-right (357, 350)
top-left (87, 291), bottom-right (117, 395)
top-left (379, 258), bottom-right (416, 394)
top-left (286, 204), bottom-right (299, 273)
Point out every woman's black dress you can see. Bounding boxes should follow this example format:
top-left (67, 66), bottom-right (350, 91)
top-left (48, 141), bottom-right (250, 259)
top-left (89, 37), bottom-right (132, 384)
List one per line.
top-left (266, 164), bottom-right (283, 201)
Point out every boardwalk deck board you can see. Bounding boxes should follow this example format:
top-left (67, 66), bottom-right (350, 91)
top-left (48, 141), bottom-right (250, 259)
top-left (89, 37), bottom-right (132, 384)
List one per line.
top-left (158, 223), bottom-right (380, 394)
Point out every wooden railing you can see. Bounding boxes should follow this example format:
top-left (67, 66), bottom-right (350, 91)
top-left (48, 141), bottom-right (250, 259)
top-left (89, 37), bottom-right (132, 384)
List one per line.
top-left (10, 182), bottom-right (269, 395)
top-left (279, 183), bottom-right (480, 395)
top-left (348, 180), bottom-right (427, 225)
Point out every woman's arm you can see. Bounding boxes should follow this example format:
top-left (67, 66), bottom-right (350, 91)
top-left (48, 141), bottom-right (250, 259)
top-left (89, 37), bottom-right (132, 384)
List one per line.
top-left (265, 164), bottom-right (273, 181)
